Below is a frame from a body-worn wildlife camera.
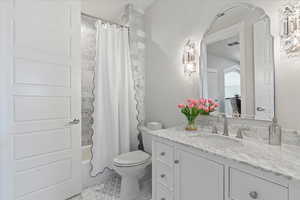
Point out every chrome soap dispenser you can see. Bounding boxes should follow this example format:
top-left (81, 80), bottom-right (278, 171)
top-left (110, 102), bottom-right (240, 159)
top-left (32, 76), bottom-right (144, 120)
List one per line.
top-left (269, 117), bottom-right (282, 145)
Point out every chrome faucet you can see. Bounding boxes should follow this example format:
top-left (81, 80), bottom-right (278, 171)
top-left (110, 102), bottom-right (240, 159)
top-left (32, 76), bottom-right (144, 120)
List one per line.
top-left (209, 119), bottom-right (218, 134)
top-left (212, 124), bottom-right (218, 134)
top-left (236, 127), bottom-right (250, 139)
top-left (222, 114), bottom-right (229, 136)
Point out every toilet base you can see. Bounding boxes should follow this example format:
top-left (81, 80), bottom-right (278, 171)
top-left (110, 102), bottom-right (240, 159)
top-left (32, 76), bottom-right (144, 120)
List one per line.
top-left (120, 176), bottom-right (140, 200)
top-left (113, 152), bottom-right (151, 200)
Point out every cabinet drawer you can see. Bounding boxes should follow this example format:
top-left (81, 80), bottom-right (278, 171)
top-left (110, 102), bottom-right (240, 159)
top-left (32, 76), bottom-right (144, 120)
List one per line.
top-left (155, 141), bottom-right (174, 165)
top-left (230, 168), bottom-right (288, 200)
top-left (156, 161), bottom-right (173, 189)
top-left (157, 184), bottom-right (173, 200)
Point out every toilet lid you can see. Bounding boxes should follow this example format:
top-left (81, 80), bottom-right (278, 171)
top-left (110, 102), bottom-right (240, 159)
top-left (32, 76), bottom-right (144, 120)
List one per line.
top-left (113, 150), bottom-right (151, 167)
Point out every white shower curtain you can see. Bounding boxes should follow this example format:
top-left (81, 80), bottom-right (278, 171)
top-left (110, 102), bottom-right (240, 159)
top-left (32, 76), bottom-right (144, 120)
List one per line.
top-left (91, 21), bottom-right (138, 175)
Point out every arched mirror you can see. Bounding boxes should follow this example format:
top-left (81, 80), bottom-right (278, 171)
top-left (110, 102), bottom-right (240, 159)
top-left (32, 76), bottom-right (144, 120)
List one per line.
top-left (200, 3), bottom-right (275, 121)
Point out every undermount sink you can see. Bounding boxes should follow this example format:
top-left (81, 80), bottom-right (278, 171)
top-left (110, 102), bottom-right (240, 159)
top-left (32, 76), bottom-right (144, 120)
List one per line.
top-left (196, 134), bottom-right (243, 148)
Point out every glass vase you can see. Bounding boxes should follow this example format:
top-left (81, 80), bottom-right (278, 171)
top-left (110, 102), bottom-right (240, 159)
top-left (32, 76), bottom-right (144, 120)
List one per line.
top-left (185, 119), bottom-right (197, 131)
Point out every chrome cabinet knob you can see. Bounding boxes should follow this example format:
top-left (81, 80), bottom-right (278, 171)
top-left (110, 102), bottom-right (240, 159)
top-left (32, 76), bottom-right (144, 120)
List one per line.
top-left (160, 174), bottom-right (166, 178)
top-left (174, 160), bottom-right (179, 164)
top-left (249, 191), bottom-right (258, 199)
top-left (68, 118), bottom-right (80, 125)
top-left (160, 152), bottom-right (166, 156)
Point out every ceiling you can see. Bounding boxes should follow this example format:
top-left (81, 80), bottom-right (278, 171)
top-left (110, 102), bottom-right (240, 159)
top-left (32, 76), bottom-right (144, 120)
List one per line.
top-left (81, 0), bottom-right (156, 22)
top-left (207, 35), bottom-right (240, 63)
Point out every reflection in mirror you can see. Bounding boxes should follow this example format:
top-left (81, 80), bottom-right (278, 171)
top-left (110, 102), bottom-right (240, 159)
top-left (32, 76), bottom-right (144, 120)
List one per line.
top-left (200, 3), bottom-right (275, 121)
top-left (207, 35), bottom-right (241, 117)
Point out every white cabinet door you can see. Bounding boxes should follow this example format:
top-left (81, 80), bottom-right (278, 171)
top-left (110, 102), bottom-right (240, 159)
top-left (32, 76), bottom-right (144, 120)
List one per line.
top-left (1, 0), bottom-right (81, 200)
top-left (175, 149), bottom-right (224, 200)
top-left (230, 168), bottom-right (288, 200)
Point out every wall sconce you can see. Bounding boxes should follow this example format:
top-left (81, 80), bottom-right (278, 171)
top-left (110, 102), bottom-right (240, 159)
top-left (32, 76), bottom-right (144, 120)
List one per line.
top-left (280, 1), bottom-right (300, 57)
top-left (182, 40), bottom-right (197, 76)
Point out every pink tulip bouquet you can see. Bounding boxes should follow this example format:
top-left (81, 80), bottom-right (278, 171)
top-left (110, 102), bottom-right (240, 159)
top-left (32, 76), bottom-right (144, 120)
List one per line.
top-left (178, 98), bottom-right (219, 131)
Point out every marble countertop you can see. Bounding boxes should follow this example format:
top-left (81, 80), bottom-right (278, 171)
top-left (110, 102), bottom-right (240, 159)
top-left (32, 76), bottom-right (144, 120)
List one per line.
top-left (144, 126), bottom-right (300, 181)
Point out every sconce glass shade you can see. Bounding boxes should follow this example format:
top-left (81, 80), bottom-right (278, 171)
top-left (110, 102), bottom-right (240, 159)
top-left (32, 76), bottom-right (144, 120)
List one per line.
top-left (280, 1), bottom-right (300, 56)
top-left (183, 40), bottom-right (198, 76)
top-left (184, 63), bottom-right (197, 76)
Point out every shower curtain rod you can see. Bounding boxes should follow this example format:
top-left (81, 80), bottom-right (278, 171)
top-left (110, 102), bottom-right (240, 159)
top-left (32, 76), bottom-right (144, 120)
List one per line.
top-left (81, 12), bottom-right (129, 29)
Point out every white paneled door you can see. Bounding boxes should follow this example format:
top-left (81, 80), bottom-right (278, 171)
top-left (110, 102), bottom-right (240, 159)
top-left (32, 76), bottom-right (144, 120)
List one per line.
top-left (1, 0), bottom-right (82, 200)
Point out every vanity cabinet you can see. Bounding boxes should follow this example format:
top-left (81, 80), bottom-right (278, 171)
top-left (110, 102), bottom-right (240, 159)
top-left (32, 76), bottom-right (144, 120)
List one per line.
top-left (152, 138), bottom-right (294, 200)
top-left (153, 141), bottom-right (224, 200)
top-left (174, 149), bottom-right (224, 200)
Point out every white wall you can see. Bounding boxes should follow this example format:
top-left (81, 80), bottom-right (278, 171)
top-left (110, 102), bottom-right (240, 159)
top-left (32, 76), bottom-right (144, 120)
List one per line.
top-left (207, 54), bottom-right (238, 113)
top-left (145, 0), bottom-right (300, 130)
top-left (81, 1), bottom-right (122, 22)
top-left (0, 1), bottom-right (13, 199)
top-left (81, 0), bottom-right (155, 23)
top-left (207, 54), bottom-right (238, 70)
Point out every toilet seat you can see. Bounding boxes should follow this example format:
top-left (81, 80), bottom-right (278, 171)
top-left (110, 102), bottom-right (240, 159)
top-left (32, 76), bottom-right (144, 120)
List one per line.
top-left (113, 150), bottom-right (151, 167)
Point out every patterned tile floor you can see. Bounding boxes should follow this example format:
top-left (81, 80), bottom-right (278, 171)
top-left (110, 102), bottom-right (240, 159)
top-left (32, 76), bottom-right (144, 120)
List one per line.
top-left (71, 173), bottom-right (151, 200)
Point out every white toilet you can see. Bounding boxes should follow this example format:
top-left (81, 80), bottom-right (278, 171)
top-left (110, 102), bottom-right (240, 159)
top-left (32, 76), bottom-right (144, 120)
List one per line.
top-left (113, 128), bottom-right (153, 200)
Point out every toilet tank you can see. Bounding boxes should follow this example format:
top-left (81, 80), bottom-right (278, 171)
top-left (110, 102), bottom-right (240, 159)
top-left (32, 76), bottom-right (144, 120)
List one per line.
top-left (141, 127), bottom-right (154, 154)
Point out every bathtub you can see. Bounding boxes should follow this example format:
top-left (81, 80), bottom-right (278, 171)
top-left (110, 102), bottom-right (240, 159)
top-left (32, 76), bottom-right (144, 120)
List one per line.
top-left (82, 145), bottom-right (92, 162)
top-left (81, 145), bottom-right (112, 188)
